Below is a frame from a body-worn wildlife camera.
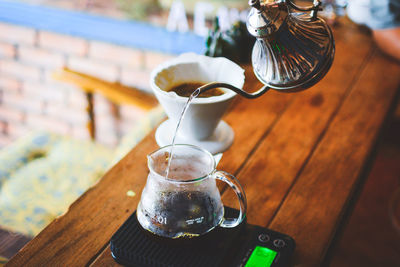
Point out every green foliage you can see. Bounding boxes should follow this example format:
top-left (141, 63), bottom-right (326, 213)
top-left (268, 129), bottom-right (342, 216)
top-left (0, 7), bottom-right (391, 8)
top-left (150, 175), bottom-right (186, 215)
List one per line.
top-left (205, 18), bottom-right (255, 64)
top-left (116, 0), bottom-right (161, 20)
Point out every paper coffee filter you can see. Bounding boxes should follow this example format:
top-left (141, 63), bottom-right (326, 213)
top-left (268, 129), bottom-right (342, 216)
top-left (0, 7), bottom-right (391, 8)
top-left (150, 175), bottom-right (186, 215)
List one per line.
top-left (152, 53), bottom-right (245, 102)
top-left (151, 53), bottom-right (240, 144)
top-left (157, 63), bottom-right (210, 87)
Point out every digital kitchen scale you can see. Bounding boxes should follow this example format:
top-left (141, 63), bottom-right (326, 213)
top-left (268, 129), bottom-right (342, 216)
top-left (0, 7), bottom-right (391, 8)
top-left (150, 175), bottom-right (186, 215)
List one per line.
top-left (110, 207), bottom-right (295, 267)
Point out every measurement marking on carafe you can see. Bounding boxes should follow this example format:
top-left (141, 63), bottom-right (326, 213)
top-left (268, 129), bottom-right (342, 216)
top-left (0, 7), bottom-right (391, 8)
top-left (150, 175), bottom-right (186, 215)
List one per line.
top-left (186, 217), bottom-right (204, 225)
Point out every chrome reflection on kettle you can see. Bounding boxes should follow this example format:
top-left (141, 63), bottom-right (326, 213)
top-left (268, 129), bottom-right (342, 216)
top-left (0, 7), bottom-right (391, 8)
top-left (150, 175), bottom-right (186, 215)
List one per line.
top-left (248, 0), bottom-right (334, 91)
top-left (199, 0), bottom-right (335, 97)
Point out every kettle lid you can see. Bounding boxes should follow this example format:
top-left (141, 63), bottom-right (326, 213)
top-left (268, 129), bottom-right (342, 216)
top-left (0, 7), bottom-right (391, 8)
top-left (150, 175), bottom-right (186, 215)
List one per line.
top-left (246, 0), bottom-right (289, 38)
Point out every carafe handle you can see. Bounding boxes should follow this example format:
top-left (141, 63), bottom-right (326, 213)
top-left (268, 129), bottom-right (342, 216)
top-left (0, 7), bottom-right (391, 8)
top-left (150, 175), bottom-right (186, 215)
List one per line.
top-left (214, 171), bottom-right (247, 228)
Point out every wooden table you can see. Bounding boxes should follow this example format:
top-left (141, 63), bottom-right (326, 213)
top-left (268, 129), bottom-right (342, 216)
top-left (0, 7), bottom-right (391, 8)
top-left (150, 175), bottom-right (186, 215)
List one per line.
top-left (7, 19), bottom-right (400, 267)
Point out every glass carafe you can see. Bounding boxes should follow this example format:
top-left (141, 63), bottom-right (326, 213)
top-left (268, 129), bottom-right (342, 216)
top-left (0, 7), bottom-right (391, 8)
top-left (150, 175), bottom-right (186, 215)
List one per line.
top-left (137, 144), bottom-right (247, 239)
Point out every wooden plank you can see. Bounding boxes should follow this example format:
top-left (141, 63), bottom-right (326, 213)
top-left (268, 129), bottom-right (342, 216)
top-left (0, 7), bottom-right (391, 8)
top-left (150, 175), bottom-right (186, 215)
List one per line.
top-left (89, 22), bottom-right (375, 266)
top-left (6, 62), bottom-right (294, 267)
top-left (268, 49), bottom-right (400, 266)
top-left (88, 76), bottom-right (295, 267)
top-left (220, 75), bottom-right (294, 174)
top-left (52, 68), bottom-right (159, 110)
top-left (220, 21), bottom-right (374, 226)
top-left (90, 247), bottom-right (117, 267)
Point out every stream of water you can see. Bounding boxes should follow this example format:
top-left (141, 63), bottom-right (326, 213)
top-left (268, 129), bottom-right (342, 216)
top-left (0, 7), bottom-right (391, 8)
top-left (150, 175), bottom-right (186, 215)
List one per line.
top-left (165, 88), bottom-right (201, 179)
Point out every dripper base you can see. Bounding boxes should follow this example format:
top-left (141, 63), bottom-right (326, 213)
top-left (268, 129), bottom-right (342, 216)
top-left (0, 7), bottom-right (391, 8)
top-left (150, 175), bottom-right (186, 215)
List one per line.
top-left (155, 119), bottom-right (234, 154)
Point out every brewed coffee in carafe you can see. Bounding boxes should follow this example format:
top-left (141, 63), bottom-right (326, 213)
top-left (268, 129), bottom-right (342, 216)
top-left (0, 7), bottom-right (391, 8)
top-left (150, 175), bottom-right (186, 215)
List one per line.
top-left (137, 144), bottom-right (246, 239)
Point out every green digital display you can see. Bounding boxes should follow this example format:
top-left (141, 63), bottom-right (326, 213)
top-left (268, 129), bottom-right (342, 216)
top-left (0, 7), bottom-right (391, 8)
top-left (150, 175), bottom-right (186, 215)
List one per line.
top-left (244, 246), bottom-right (277, 267)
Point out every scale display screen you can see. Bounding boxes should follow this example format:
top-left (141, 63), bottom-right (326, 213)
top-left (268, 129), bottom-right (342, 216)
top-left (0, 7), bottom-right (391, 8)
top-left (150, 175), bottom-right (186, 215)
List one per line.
top-left (245, 246), bottom-right (277, 267)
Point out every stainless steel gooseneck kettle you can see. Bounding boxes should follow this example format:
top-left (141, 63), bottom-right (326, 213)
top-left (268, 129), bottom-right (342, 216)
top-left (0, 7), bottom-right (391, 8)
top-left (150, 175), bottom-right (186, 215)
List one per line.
top-left (199, 0), bottom-right (335, 98)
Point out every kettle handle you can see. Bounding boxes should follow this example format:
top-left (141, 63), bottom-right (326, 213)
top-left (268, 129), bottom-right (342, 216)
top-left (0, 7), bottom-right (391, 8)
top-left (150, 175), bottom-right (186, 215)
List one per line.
top-left (214, 171), bottom-right (247, 228)
top-left (286, 0), bottom-right (322, 20)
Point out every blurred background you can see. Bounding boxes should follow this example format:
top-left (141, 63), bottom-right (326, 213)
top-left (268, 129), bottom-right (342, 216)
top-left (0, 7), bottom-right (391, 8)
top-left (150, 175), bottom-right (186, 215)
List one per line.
top-left (0, 0), bottom-right (399, 266)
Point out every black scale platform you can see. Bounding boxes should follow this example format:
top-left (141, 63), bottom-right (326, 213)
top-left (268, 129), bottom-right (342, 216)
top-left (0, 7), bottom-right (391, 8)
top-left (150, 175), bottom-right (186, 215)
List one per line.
top-left (110, 208), bottom-right (295, 267)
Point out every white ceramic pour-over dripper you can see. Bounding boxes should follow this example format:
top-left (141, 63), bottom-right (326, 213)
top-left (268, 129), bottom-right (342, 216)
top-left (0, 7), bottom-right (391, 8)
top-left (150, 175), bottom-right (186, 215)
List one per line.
top-left (151, 53), bottom-right (245, 154)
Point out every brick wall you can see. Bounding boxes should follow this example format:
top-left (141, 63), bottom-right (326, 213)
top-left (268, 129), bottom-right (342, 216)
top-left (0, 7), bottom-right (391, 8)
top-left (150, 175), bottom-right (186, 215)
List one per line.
top-left (0, 22), bottom-right (176, 148)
